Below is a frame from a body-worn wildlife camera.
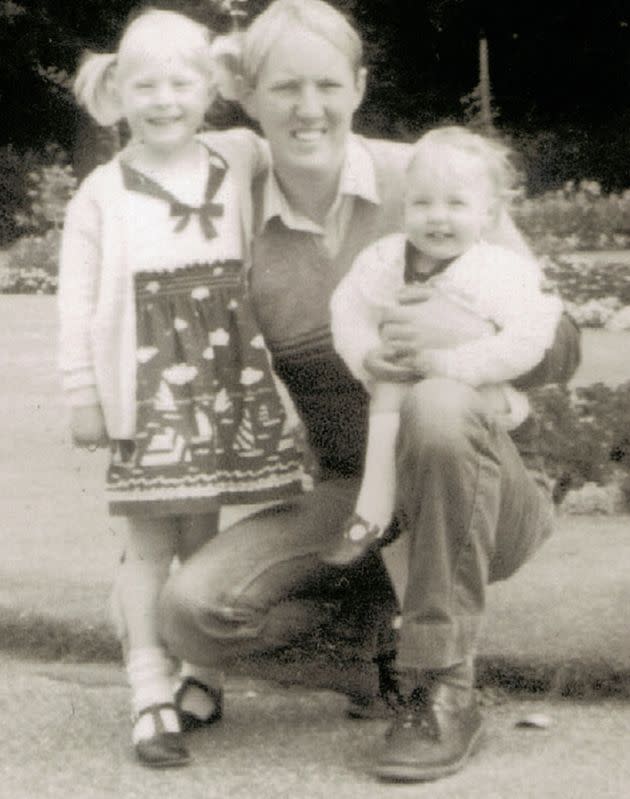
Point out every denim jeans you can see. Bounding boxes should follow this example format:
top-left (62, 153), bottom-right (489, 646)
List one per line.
top-left (160, 377), bottom-right (553, 676)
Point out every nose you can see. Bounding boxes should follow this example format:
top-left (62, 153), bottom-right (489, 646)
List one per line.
top-left (427, 202), bottom-right (447, 222)
top-left (153, 82), bottom-right (175, 105)
top-left (295, 83), bottom-right (322, 118)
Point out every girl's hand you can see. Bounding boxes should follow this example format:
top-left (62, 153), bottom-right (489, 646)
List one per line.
top-left (363, 346), bottom-right (419, 383)
top-left (71, 405), bottom-right (108, 449)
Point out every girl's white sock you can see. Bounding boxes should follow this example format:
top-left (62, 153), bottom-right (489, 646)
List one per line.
top-left (126, 646), bottom-right (176, 716)
top-left (178, 662), bottom-right (224, 720)
top-left (354, 410), bottom-right (399, 530)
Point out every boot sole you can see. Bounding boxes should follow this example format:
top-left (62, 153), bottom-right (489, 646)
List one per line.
top-left (373, 725), bottom-right (484, 782)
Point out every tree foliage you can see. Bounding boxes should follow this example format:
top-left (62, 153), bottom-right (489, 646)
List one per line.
top-left (1, 0), bottom-right (629, 242)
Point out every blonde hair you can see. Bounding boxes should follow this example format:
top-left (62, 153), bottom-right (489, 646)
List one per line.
top-left (409, 126), bottom-right (518, 206)
top-left (74, 8), bottom-right (239, 127)
top-left (242, 0), bottom-right (363, 86)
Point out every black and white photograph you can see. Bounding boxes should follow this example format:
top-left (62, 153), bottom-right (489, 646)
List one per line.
top-left (2, 0), bottom-right (630, 796)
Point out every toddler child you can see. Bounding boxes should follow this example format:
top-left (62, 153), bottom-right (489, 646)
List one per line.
top-left (58, 8), bottom-right (306, 768)
top-left (322, 126), bottom-right (562, 566)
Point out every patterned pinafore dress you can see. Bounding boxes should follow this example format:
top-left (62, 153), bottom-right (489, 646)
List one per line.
top-left (107, 145), bottom-right (308, 516)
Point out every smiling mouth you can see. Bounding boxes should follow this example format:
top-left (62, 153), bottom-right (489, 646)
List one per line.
top-left (291, 129), bottom-right (327, 142)
top-left (425, 232), bottom-right (454, 241)
top-left (148, 117), bottom-right (182, 126)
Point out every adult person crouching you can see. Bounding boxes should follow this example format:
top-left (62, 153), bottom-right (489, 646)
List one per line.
top-left (160, 0), bottom-right (580, 782)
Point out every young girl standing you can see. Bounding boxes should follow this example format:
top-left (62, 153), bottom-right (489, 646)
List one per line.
top-left (58, 8), bottom-right (306, 768)
top-left (322, 126), bottom-right (563, 566)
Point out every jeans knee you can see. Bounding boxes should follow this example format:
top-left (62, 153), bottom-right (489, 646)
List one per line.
top-left (400, 378), bottom-right (483, 456)
top-left (159, 568), bottom-right (270, 665)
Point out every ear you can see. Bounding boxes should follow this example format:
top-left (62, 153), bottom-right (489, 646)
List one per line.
top-left (483, 199), bottom-right (502, 234)
top-left (352, 66), bottom-right (368, 112)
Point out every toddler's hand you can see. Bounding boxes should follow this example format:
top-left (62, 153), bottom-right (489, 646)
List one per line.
top-left (363, 346), bottom-right (418, 383)
top-left (71, 405), bottom-right (108, 449)
top-left (405, 348), bottom-right (452, 379)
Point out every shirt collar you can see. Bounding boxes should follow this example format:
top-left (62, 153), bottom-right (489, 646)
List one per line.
top-left (258, 133), bottom-right (380, 233)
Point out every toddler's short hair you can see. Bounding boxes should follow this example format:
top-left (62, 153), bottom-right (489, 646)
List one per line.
top-left (409, 126), bottom-right (518, 205)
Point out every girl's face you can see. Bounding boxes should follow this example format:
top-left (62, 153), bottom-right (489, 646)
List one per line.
top-left (404, 149), bottom-right (497, 262)
top-left (243, 27), bottom-right (366, 179)
top-left (117, 52), bottom-right (213, 156)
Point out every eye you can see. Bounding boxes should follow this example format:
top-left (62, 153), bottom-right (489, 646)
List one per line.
top-left (271, 81), bottom-right (298, 93)
top-left (449, 198), bottom-right (467, 207)
top-left (134, 82), bottom-right (154, 90)
top-left (318, 80), bottom-right (342, 90)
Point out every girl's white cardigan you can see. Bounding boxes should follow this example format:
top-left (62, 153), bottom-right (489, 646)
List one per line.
top-left (58, 129), bottom-right (263, 439)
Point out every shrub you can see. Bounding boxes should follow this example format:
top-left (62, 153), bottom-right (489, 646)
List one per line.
top-left (1, 229), bottom-right (60, 294)
top-left (16, 150), bottom-right (77, 235)
top-left (538, 255), bottom-right (630, 328)
top-left (1, 146), bottom-right (76, 294)
top-left (531, 382), bottom-right (630, 503)
top-left (513, 181), bottom-right (630, 254)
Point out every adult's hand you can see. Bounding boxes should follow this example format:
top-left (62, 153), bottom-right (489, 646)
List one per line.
top-left (380, 291), bottom-right (494, 361)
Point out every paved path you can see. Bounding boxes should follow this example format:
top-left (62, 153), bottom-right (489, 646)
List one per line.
top-left (2, 655), bottom-right (629, 799)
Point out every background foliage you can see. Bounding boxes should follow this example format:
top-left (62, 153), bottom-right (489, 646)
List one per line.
top-left (1, 0), bottom-right (629, 245)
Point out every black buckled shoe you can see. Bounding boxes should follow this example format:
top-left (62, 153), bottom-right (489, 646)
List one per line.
top-left (320, 513), bottom-right (384, 567)
top-left (174, 676), bottom-right (224, 732)
top-left (373, 675), bottom-right (483, 782)
top-left (133, 703), bottom-right (190, 769)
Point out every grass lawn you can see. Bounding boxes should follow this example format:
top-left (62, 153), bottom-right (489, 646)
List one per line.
top-left (1, 295), bottom-right (628, 644)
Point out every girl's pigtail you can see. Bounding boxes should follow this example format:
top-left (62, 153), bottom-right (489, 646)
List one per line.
top-left (208, 33), bottom-right (243, 102)
top-left (73, 51), bottom-right (121, 127)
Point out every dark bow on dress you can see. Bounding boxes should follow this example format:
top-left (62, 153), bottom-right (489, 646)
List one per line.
top-left (170, 200), bottom-right (224, 239)
top-left (121, 150), bottom-right (228, 240)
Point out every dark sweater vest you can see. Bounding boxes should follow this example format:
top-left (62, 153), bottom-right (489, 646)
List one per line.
top-left (249, 137), bottom-right (410, 477)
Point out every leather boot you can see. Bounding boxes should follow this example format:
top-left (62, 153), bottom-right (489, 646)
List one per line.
top-left (373, 662), bottom-right (483, 782)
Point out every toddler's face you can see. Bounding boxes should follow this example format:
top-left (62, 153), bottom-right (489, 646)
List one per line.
top-left (404, 148), bottom-right (496, 262)
top-left (117, 51), bottom-right (213, 155)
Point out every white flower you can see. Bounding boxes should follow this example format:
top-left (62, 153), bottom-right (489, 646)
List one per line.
top-left (137, 346), bottom-right (159, 364)
top-left (209, 328), bottom-right (229, 346)
top-left (240, 367), bottom-right (264, 386)
top-left (146, 281), bottom-right (160, 294)
top-left (202, 347), bottom-right (215, 360)
top-left (174, 318), bottom-right (189, 331)
top-left (250, 334), bottom-right (266, 349)
top-left (214, 266), bottom-right (224, 276)
top-left (163, 363), bottom-right (198, 385)
top-left (191, 286), bottom-right (210, 301)
top-left (228, 299), bottom-right (238, 310)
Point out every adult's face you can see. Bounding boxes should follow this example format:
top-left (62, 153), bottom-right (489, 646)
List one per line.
top-left (244, 28), bottom-right (366, 180)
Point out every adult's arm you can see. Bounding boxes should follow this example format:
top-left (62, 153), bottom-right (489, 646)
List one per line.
top-left (511, 311), bottom-right (581, 389)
